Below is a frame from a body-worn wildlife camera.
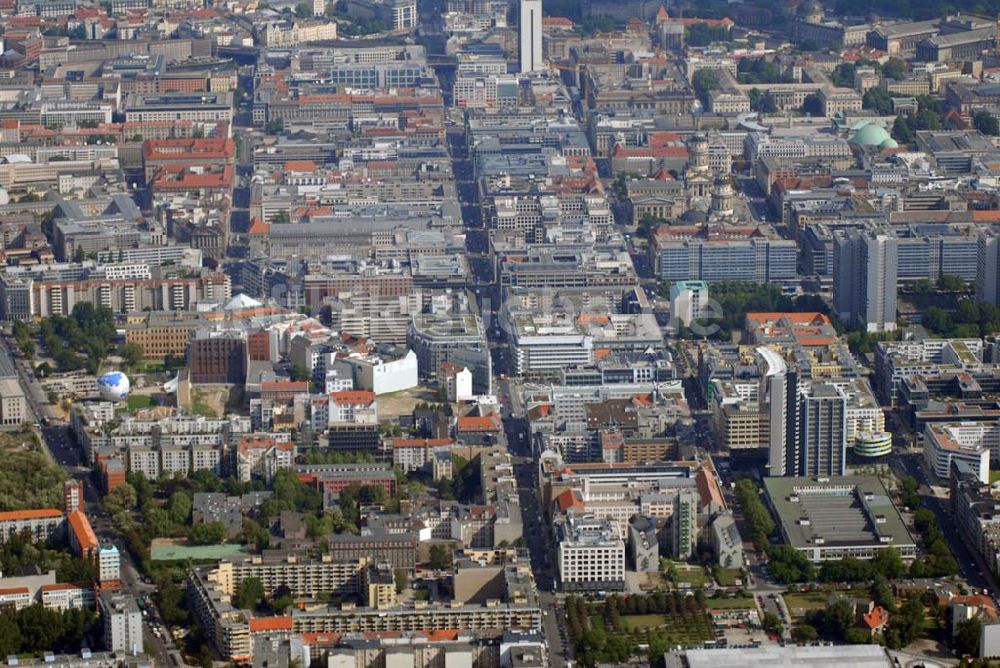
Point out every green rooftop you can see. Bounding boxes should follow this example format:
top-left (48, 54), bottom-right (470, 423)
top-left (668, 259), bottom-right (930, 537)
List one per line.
top-left (151, 542), bottom-right (249, 561)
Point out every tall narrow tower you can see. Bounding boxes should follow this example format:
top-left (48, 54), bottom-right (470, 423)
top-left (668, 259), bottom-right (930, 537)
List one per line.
top-left (520, 0), bottom-right (543, 73)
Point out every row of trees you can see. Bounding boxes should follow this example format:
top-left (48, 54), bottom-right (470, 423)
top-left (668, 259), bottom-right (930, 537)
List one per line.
top-left (0, 606), bottom-right (97, 657)
top-left (734, 478), bottom-right (774, 552)
top-left (921, 301), bottom-right (1000, 340)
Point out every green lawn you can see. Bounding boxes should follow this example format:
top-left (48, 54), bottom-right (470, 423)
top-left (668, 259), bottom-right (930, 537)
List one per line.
top-left (116, 394), bottom-right (154, 414)
top-left (707, 596), bottom-right (756, 610)
top-left (620, 614), bottom-right (668, 630)
top-left (127, 395), bottom-right (153, 410)
top-left (991, 470), bottom-right (1000, 484)
top-left (783, 592), bottom-right (831, 614)
top-left (664, 561), bottom-right (711, 587)
top-left (715, 568), bottom-right (742, 587)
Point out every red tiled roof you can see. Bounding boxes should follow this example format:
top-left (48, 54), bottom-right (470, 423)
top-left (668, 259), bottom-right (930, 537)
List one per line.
top-left (863, 605), bottom-right (889, 630)
top-left (260, 381), bottom-right (309, 392)
top-left (746, 312), bottom-right (831, 326)
top-left (456, 414), bottom-right (502, 432)
top-left (555, 489), bottom-right (584, 512)
top-left (390, 438), bottom-right (454, 448)
top-left (0, 587), bottom-right (29, 596)
top-left (67, 511), bottom-right (98, 551)
top-left (249, 616), bottom-right (293, 632)
top-left (330, 390), bottom-right (376, 405)
top-left (0, 508), bottom-right (62, 521)
top-left (40, 583), bottom-right (85, 591)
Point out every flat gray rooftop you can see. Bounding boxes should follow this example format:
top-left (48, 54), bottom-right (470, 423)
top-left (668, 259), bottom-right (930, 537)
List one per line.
top-left (763, 475), bottom-right (915, 551)
top-left (668, 644), bottom-right (891, 668)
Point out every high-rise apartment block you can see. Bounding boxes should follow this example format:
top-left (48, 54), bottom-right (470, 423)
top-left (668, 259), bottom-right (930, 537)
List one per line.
top-left (833, 230), bottom-right (898, 333)
top-left (799, 384), bottom-right (848, 477)
top-left (519, 0), bottom-right (542, 72)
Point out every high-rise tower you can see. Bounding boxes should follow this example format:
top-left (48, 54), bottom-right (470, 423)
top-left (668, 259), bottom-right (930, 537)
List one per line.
top-left (519, 0), bottom-right (543, 72)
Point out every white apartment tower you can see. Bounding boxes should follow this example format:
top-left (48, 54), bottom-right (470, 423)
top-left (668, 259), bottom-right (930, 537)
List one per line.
top-left (519, 0), bottom-right (543, 73)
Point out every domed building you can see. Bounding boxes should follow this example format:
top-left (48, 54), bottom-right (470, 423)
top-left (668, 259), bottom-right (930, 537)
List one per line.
top-left (684, 134), bottom-right (713, 203)
top-left (849, 122), bottom-right (898, 150)
top-left (711, 175), bottom-right (735, 217)
top-left (798, 0), bottom-right (824, 23)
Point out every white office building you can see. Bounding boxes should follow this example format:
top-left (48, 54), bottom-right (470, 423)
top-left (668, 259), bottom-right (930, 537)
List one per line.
top-left (556, 514), bottom-right (625, 592)
top-left (923, 422), bottom-right (993, 483)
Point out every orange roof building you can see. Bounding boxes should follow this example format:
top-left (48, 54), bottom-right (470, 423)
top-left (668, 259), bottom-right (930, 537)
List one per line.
top-left (456, 414), bottom-right (502, 433)
top-left (67, 510), bottom-right (98, 557)
top-left (248, 616), bottom-right (294, 633)
top-left (0, 508), bottom-right (64, 543)
top-left (862, 605), bottom-right (890, 633)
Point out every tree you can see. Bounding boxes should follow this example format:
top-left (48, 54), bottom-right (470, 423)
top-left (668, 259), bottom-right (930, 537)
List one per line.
top-left (294, 1), bottom-right (311, 16)
top-left (831, 63), bottom-right (856, 87)
top-left (871, 547), bottom-right (905, 580)
top-left (913, 108), bottom-right (942, 131)
top-left (0, 614), bottom-right (21, 657)
top-left (809, 597), bottom-right (855, 640)
top-left (882, 58), bottom-right (906, 80)
top-left (73, 246), bottom-right (85, 263)
top-left (871, 575), bottom-right (896, 612)
top-left (762, 611), bottom-right (784, 637)
top-left (956, 617), bottom-right (982, 657)
top-left (120, 343), bottom-right (144, 369)
top-left (240, 518), bottom-right (270, 549)
top-left (167, 490), bottom-right (192, 525)
top-left (685, 23), bottom-right (730, 47)
top-left (975, 111), bottom-right (1000, 136)
top-left (188, 521), bottom-right (226, 545)
top-left (892, 115), bottom-right (915, 145)
top-left (692, 69), bottom-right (720, 108)
top-left (233, 577), bottom-right (264, 610)
top-left (844, 627), bottom-right (872, 644)
top-left (103, 482), bottom-right (137, 515)
top-left (394, 568), bottom-right (408, 594)
top-left (429, 544), bottom-right (453, 570)
top-left (801, 93), bottom-right (823, 116)
top-left (863, 87), bottom-right (893, 115)
top-left (791, 624), bottom-right (818, 642)
top-left (290, 364), bottom-right (310, 382)
top-left (886, 595), bottom-right (925, 649)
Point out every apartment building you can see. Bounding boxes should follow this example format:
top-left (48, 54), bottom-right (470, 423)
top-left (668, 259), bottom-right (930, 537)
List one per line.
top-left (99, 592), bottom-right (143, 654)
top-left (0, 509), bottom-right (64, 543)
top-left (236, 435), bottom-right (294, 483)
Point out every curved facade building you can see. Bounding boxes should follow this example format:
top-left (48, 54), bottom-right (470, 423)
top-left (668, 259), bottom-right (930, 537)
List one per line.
top-left (853, 431), bottom-right (892, 458)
